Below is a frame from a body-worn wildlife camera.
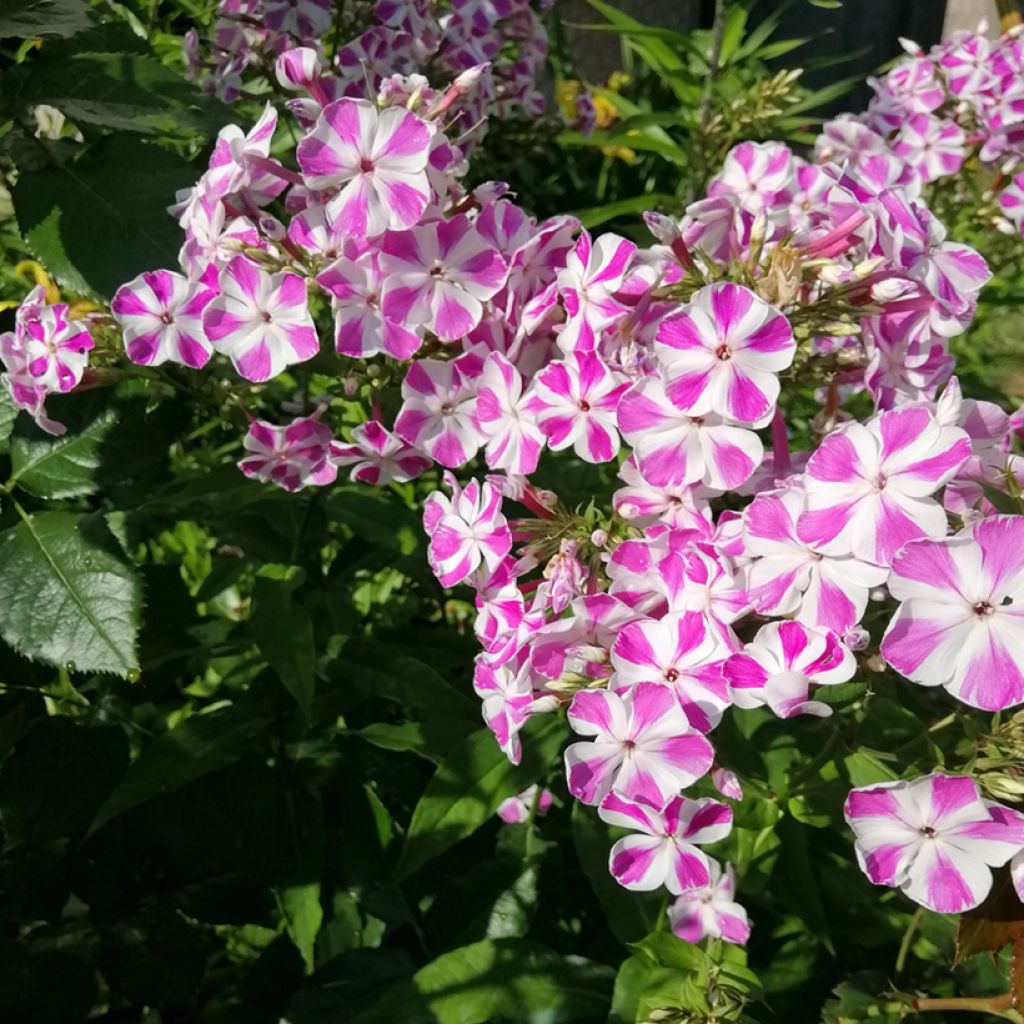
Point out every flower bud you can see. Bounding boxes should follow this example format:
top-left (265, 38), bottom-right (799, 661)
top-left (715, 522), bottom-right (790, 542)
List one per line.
top-left (275, 47), bottom-right (322, 91)
top-left (590, 528), bottom-right (609, 548)
top-left (342, 377), bottom-right (359, 398)
top-left (842, 626), bottom-right (870, 652)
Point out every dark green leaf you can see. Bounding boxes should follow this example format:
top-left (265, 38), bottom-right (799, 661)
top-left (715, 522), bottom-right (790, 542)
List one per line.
top-left (397, 716), bottom-right (565, 878)
top-left (13, 135), bottom-right (195, 299)
top-left (279, 884), bottom-right (323, 975)
top-left (352, 938), bottom-right (613, 1024)
top-left (0, 0), bottom-right (91, 39)
top-left (0, 511), bottom-right (141, 676)
top-left (251, 564), bottom-right (316, 718)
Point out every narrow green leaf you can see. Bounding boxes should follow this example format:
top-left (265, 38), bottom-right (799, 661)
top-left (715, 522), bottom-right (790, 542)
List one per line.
top-left (278, 883), bottom-right (323, 975)
top-left (397, 716), bottom-right (565, 879)
top-left (572, 193), bottom-right (677, 229)
top-left (0, 511), bottom-right (141, 677)
top-left (251, 564), bottom-right (316, 717)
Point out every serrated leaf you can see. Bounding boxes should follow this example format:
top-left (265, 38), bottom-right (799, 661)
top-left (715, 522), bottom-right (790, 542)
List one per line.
top-left (397, 716), bottom-right (565, 879)
top-left (89, 697), bottom-right (274, 832)
top-left (352, 938), bottom-right (613, 1024)
top-left (0, 511), bottom-right (141, 677)
top-left (13, 135), bottom-right (195, 299)
top-left (251, 564), bottom-right (316, 718)
top-left (0, 0), bottom-right (92, 38)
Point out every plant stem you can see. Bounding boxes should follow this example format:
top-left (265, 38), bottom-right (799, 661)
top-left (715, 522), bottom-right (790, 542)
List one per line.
top-left (895, 906), bottom-right (923, 976)
top-left (912, 992), bottom-right (1017, 1017)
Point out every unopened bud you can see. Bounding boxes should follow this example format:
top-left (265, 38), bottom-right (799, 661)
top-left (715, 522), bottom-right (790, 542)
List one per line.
top-left (366, 364), bottom-right (381, 379)
top-left (590, 528), bottom-right (609, 548)
top-left (258, 215), bottom-right (287, 241)
top-left (749, 210), bottom-right (769, 250)
top-left (843, 626), bottom-right (870, 652)
top-left (342, 376), bottom-right (359, 397)
top-left (276, 47), bottom-right (322, 91)
top-left (853, 256), bottom-right (885, 279)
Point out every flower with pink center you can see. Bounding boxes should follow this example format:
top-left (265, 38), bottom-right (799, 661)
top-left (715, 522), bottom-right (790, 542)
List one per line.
top-left (742, 487), bottom-right (890, 634)
top-left (203, 257), bottom-right (318, 382)
top-left (473, 654), bottom-right (551, 765)
top-left (317, 254), bottom-right (421, 360)
top-left (238, 416), bottom-right (336, 492)
top-left (475, 351), bottom-right (545, 475)
top-left (328, 420), bottom-right (431, 485)
top-left (881, 515), bottom-right (1024, 712)
top-left (617, 375), bottom-right (764, 490)
top-left (380, 215), bottom-right (508, 341)
top-left (297, 97), bottom-right (434, 236)
top-left (724, 620), bottom-right (855, 719)
top-left (798, 406), bottom-right (970, 565)
top-left (609, 612), bottom-right (730, 734)
top-left (863, 311), bottom-right (953, 411)
top-left (394, 355), bottom-right (484, 467)
top-left (564, 682), bottom-right (714, 807)
top-left (655, 283), bottom-right (795, 426)
top-left (708, 141), bottom-right (795, 216)
top-left (612, 458), bottom-right (716, 535)
top-left (668, 859), bottom-right (750, 945)
top-left (6, 292), bottom-right (93, 396)
top-left (472, 558), bottom-right (525, 652)
top-left (112, 270), bottom-right (214, 368)
top-left (844, 774), bottom-right (1024, 914)
top-left (425, 475), bottom-right (512, 588)
top-left (525, 352), bottom-right (627, 464)
top-left (497, 785), bottom-right (553, 824)
top-left (205, 104), bottom-right (290, 209)
top-left (893, 114), bottom-right (967, 184)
top-left (598, 792), bottom-right (733, 894)
top-left (555, 230), bottom-right (635, 354)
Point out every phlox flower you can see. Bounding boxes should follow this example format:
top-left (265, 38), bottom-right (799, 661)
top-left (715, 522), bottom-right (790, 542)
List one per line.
top-left (742, 487), bottom-right (889, 634)
top-left (525, 352), bottom-right (627, 463)
top-left (425, 475), bottom-right (511, 588)
top-left (844, 774), bottom-right (1024, 914)
top-left (205, 104), bottom-right (290, 208)
top-left (475, 351), bottom-right (545, 475)
top-left (264, 0), bottom-right (331, 38)
top-left (617, 375), bottom-right (764, 490)
top-left (612, 458), bottom-right (716, 534)
top-left (564, 682), bottom-right (714, 807)
top-left (668, 859), bottom-right (750, 945)
top-left (555, 230), bottom-right (635, 353)
top-left (394, 355), bottom-right (483, 467)
top-left (881, 515), bottom-right (1024, 711)
top-left (203, 257), bottom-right (318, 382)
top-left (598, 792), bottom-right (733, 894)
top-left (238, 416), bottom-right (336, 492)
top-left (297, 97), bottom-right (434, 236)
top-left (112, 269), bottom-right (214, 368)
top-left (317, 254), bottom-right (421, 360)
top-left (328, 420), bottom-right (431, 485)
top-left (798, 406), bottom-right (970, 565)
top-left (708, 140), bottom-right (795, 216)
top-left (724, 620), bottom-right (855, 719)
top-left (472, 558), bottom-right (525, 652)
top-left (892, 113), bottom-right (967, 184)
top-left (380, 214), bottom-right (508, 341)
top-left (610, 612), bottom-right (729, 734)
top-left (655, 282), bottom-right (795, 426)
top-left (12, 298), bottom-right (93, 395)
top-left (497, 785), bottom-right (553, 824)
top-left (473, 654), bottom-right (552, 765)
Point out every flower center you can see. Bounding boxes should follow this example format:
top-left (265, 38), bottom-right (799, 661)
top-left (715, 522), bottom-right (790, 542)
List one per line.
top-left (578, 399), bottom-right (591, 412)
top-left (664, 668), bottom-right (679, 682)
top-left (715, 343), bottom-right (732, 361)
top-left (261, 311), bottom-right (273, 323)
top-left (160, 312), bottom-right (175, 325)
top-left (974, 601), bottom-right (994, 617)
top-left (440, 402), bottom-right (454, 415)
top-left (360, 157), bottom-right (375, 174)
top-left (919, 825), bottom-right (937, 838)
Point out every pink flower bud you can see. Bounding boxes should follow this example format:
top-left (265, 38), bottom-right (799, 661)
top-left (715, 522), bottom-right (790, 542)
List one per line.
top-left (275, 47), bottom-right (322, 91)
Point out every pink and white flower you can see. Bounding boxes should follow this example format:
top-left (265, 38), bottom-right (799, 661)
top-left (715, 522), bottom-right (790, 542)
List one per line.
top-left (708, 141), bottom-right (795, 216)
top-left (655, 283), bottom-right (795, 425)
top-left (380, 215), bottom-right (508, 341)
top-left (526, 352), bottom-right (627, 463)
top-left (329, 420), bottom-right (431, 485)
top-left (892, 113), bottom-right (967, 184)
top-left (598, 792), bottom-right (733, 894)
top-left (473, 655), bottom-right (551, 765)
top-left (565, 682), bottom-right (714, 807)
top-left (497, 785), bottom-right (553, 824)
top-left (394, 355), bottom-right (483, 467)
top-left (617, 375), bottom-right (764, 489)
top-left (555, 231), bottom-right (635, 353)
top-left (203, 257), bottom-right (318, 382)
top-left (610, 612), bottom-right (729, 734)
top-left (742, 487), bottom-right (890, 634)
top-left (476, 352), bottom-right (545, 476)
top-left (881, 516), bottom-right (1024, 711)
top-left (238, 416), bottom-right (336, 492)
top-left (724, 620), bottom-right (855, 719)
top-left (12, 299), bottom-right (93, 395)
top-left (844, 774), bottom-right (1024, 914)
top-left (668, 859), bottom-right (750, 945)
top-left (297, 98), bottom-right (434, 236)
top-left (112, 269), bottom-right (214, 368)
top-left (798, 406), bottom-right (970, 565)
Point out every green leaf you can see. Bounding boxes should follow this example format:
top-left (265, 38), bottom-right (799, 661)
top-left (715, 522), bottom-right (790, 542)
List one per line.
top-left (89, 697), bottom-right (274, 832)
top-left (13, 134), bottom-right (195, 299)
top-left (609, 933), bottom-right (708, 1024)
top-left (0, 0), bottom-right (91, 38)
top-left (572, 193), bottom-right (678, 230)
top-left (358, 719), bottom-right (477, 764)
top-left (251, 564), bottom-right (316, 718)
top-left (0, 511), bottom-right (141, 677)
top-left (278, 883), bottom-right (323, 975)
top-left (717, 4), bottom-right (748, 65)
top-left (0, 388), bottom-right (17, 453)
top-left (352, 938), bottom-right (613, 1024)
top-left (397, 716), bottom-right (565, 879)
top-left (11, 52), bottom-right (231, 138)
